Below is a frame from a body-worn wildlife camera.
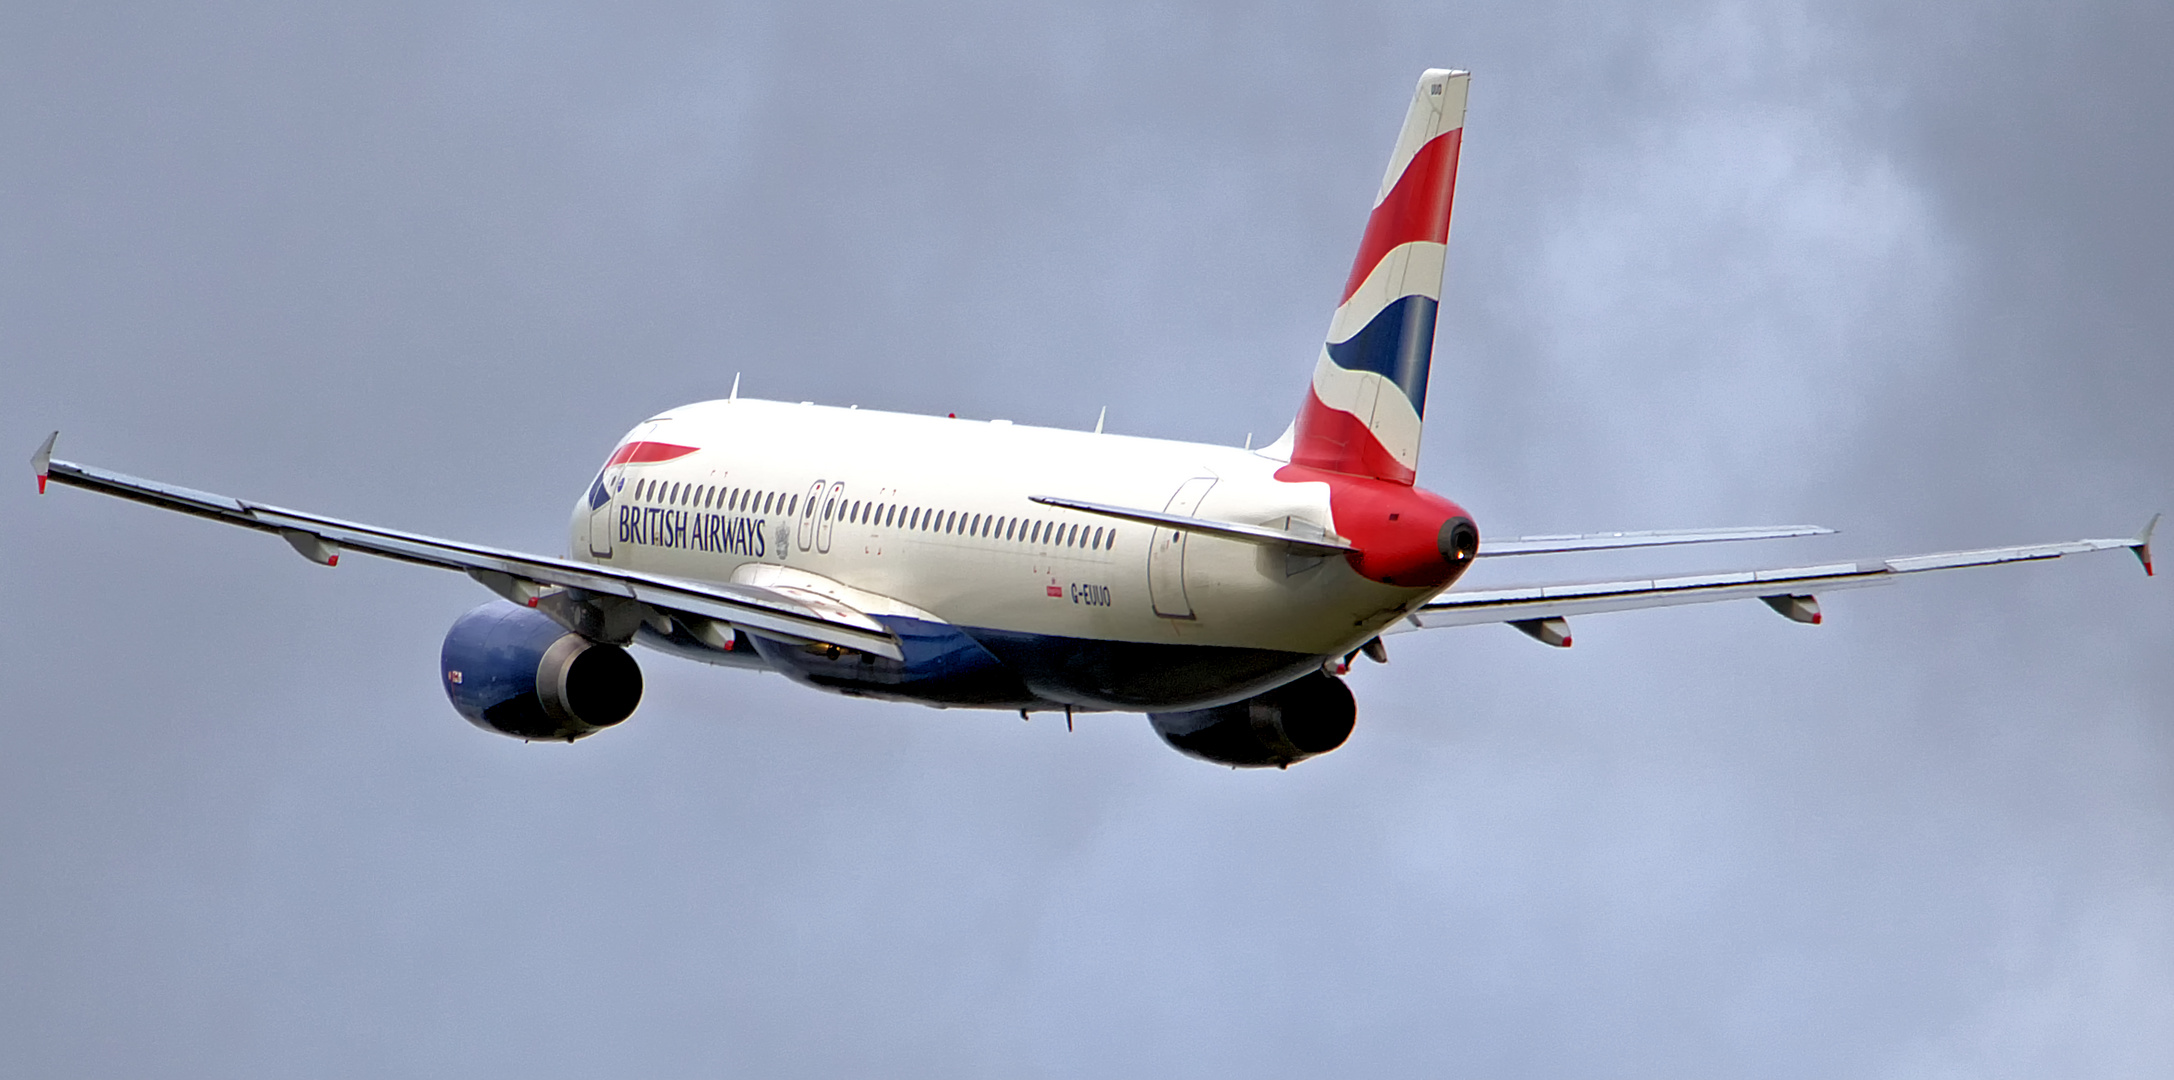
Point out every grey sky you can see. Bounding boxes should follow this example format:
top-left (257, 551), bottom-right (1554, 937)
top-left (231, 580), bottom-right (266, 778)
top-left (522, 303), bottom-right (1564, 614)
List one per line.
top-left (3, 2), bottom-right (2168, 1077)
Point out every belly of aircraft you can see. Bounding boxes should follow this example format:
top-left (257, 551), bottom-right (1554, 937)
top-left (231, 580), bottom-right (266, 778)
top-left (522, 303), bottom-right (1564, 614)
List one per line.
top-left (741, 615), bottom-right (1322, 713)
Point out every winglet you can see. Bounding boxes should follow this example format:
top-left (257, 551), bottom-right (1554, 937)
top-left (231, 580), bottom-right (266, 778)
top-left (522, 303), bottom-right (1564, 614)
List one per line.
top-left (2134, 513), bottom-right (2160, 576)
top-left (31, 431), bottom-right (56, 494)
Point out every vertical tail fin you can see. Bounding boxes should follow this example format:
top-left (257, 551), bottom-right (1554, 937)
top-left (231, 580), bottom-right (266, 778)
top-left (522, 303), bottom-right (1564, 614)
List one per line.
top-left (1286, 70), bottom-right (1468, 484)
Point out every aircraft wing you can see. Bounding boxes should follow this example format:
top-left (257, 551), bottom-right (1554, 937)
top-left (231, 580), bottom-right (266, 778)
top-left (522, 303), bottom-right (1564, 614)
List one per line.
top-left (31, 434), bottom-right (905, 661)
top-left (1395, 521), bottom-right (2157, 647)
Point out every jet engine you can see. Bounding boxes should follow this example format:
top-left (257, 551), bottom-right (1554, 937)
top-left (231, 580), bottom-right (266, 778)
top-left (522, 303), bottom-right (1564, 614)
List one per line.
top-left (1147, 670), bottom-right (1356, 768)
top-left (439, 601), bottom-right (643, 741)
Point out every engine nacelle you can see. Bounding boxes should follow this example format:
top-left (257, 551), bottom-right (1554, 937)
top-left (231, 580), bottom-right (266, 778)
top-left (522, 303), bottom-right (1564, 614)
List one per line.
top-left (440, 602), bottom-right (644, 741)
top-left (1147, 671), bottom-right (1356, 768)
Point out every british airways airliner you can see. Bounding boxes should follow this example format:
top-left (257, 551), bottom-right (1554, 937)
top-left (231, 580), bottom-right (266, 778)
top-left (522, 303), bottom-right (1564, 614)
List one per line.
top-left (31, 71), bottom-right (2156, 767)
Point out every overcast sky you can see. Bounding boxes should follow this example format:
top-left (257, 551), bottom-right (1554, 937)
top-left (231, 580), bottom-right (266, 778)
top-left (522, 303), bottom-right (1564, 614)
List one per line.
top-left (3, 2), bottom-right (2168, 1077)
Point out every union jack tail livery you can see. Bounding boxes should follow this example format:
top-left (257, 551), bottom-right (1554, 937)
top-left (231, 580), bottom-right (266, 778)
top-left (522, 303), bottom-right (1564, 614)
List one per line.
top-left (1288, 69), bottom-right (1468, 486)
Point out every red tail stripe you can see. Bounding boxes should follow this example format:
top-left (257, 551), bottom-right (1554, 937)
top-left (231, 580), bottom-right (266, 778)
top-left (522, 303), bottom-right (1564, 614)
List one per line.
top-left (605, 440), bottom-right (701, 467)
top-left (1339, 129), bottom-right (1463, 304)
top-left (1287, 387), bottom-right (1417, 486)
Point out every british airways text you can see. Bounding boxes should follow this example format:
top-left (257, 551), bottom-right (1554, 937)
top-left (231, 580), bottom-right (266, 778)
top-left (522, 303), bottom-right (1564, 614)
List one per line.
top-left (620, 507), bottom-right (767, 557)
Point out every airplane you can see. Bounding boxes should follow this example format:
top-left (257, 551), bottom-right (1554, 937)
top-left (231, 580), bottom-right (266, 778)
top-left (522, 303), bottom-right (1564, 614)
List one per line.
top-left (29, 69), bottom-right (2157, 768)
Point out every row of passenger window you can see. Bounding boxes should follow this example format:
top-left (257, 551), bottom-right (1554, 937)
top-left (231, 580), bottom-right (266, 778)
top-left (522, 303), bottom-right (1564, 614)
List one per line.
top-left (822, 495), bottom-right (1116, 552)
top-left (635, 477), bottom-right (794, 518)
top-left (632, 474), bottom-right (1116, 553)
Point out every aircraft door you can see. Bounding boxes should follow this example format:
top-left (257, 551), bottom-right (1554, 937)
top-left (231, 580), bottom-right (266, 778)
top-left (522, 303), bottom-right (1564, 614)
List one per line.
top-left (815, 481), bottom-right (844, 553)
top-left (1149, 476), bottom-right (1217, 619)
top-left (796, 480), bottom-right (825, 551)
top-left (584, 466), bottom-right (621, 558)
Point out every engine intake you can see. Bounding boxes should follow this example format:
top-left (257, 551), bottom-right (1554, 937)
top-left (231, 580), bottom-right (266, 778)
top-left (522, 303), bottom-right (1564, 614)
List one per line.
top-left (1148, 671), bottom-right (1356, 768)
top-left (440, 602), bottom-right (643, 741)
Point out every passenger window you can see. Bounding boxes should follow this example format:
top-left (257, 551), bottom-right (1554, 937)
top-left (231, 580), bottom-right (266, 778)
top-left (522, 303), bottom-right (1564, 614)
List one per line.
top-left (1004, 518), bottom-right (1015, 541)
top-left (947, 511), bottom-right (957, 534)
top-left (1092, 526), bottom-right (1103, 548)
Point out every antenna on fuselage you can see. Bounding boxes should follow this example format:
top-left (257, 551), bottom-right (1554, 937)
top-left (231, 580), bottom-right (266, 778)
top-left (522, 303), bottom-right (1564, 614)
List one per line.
top-left (729, 372), bottom-right (741, 401)
top-left (1094, 406), bottom-right (1106, 434)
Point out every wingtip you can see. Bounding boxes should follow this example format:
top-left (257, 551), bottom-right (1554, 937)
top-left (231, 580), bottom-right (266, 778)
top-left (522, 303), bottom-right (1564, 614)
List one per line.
top-left (2135, 512), bottom-right (2160, 577)
top-left (31, 430), bottom-right (56, 494)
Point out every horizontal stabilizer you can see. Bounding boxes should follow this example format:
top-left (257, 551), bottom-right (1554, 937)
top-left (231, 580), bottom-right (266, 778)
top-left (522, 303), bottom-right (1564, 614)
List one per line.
top-left (1029, 495), bottom-right (1357, 557)
top-left (1477, 525), bottom-right (1832, 557)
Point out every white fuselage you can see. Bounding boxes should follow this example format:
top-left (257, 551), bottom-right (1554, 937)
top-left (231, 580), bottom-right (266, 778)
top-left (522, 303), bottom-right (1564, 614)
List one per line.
top-left (569, 399), bottom-right (1437, 667)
